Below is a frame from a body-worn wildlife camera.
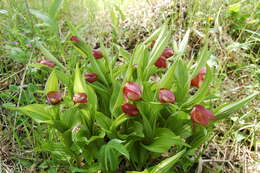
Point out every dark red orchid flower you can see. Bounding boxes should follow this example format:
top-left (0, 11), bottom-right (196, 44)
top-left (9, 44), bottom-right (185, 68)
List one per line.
top-left (73, 93), bottom-right (88, 104)
top-left (155, 56), bottom-right (167, 68)
top-left (121, 103), bottom-right (139, 116)
top-left (70, 36), bottom-right (80, 43)
top-left (191, 105), bottom-right (216, 126)
top-left (123, 82), bottom-right (142, 102)
top-left (84, 73), bottom-right (98, 83)
top-left (47, 91), bottom-right (63, 105)
top-left (92, 49), bottom-right (103, 59)
top-left (159, 89), bottom-right (176, 103)
top-left (191, 67), bottom-right (206, 88)
top-left (38, 60), bottom-right (56, 68)
top-left (161, 48), bottom-right (174, 58)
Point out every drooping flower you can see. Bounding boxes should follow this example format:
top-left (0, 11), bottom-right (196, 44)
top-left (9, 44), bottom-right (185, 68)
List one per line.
top-left (84, 73), bottom-right (98, 83)
top-left (190, 105), bottom-right (216, 126)
top-left (159, 89), bottom-right (176, 103)
top-left (191, 67), bottom-right (206, 88)
top-left (123, 82), bottom-right (142, 102)
top-left (162, 48), bottom-right (174, 58)
top-left (47, 91), bottom-right (63, 105)
top-left (92, 49), bottom-right (103, 59)
top-left (73, 93), bottom-right (88, 104)
top-left (121, 103), bottom-right (139, 116)
top-left (38, 60), bottom-right (56, 68)
top-left (155, 56), bottom-right (167, 68)
top-left (70, 36), bottom-right (80, 42)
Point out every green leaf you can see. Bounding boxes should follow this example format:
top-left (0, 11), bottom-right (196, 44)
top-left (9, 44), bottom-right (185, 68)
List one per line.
top-left (141, 128), bottom-right (190, 153)
top-left (228, 3), bottom-right (241, 13)
top-left (49, 0), bottom-right (63, 18)
top-left (37, 42), bottom-right (66, 69)
top-left (178, 29), bottom-right (190, 55)
top-left (143, 27), bottom-right (162, 45)
top-left (145, 25), bottom-right (170, 77)
top-left (159, 57), bottom-right (178, 89)
top-left (99, 139), bottom-right (129, 172)
top-left (8, 104), bottom-right (53, 123)
top-left (73, 64), bottom-right (85, 93)
top-left (70, 37), bottom-right (108, 86)
top-left (95, 112), bottom-right (112, 131)
top-left (183, 65), bottom-right (213, 107)
top-left (29, 9), bottom-right (51, 23)
top-left (127, 170), bottom-right (149, 173)
top-left (174, 59), bottom-right (189, 103)
top-left (110, 114), bottom-right (129, 131)
top-left (45, 70), bottom-right (59, 93)
top-left (150, 149), bottom-right (186, 173)
top-left (190, 42), bottom-right (210, 78)
top-left (214, 92), bottom-right (259, 120)
top-left (188, 126), bottom-right (209, 148)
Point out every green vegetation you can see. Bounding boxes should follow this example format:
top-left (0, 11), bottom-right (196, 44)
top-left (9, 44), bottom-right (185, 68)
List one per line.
top-left (0, 0), bottom-right (259, 172)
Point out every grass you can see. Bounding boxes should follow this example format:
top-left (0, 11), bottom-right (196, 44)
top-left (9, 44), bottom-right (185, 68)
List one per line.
top-left (0, 0), bottom-right (259, 172)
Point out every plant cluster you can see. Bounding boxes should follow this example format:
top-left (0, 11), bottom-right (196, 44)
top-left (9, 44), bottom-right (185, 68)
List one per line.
top-left (6, 25), bottom-right (257, 173)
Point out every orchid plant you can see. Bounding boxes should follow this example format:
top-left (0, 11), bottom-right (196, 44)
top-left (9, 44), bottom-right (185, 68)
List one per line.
top-left (7, 25), bottom-right (257, 173)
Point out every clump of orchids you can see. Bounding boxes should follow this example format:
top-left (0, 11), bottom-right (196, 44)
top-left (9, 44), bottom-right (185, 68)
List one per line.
top-left (8, 26), bottom-right (257, 173)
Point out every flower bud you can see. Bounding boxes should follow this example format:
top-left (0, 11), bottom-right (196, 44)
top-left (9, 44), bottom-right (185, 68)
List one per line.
top-left (47, 91), bottom-right (63, 105)
top-left (92, 49), bottom-right (103, 59)
top-left (191, 105), bottom-right (216, 126)
top-left (70, 36), bottom-right (80, 43)
top-left (121, 103), bottom-right (139, 116)
top-left (73, 93), bottom-right (88, 104)
top-left (155, 56), bottom-right (167, 68)
top-left (162, 48), bottom-right (174, 58)
top-left (84, 72), bottom-right (98, 83)
top-left (38, 60), bottom-right (56, 68)
top-left (123, 82), bottom-right (142, 102)
top-left (191, 67), bottom-right (206, 88)
top-left (159, 89), bottom-right (176, 103)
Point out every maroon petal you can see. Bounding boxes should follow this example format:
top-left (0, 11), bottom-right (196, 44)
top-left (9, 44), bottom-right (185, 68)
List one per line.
top-left (73, 93), bottom-right (88, 104)
top-left (159, 89), bottom-right (176, 103)
top-left (38, 60), bottom-right (56, 68)
top-left (70, 36), bottom-right (80, 43)
top-left (190, 105), bottom-right (215, 126)
top-left (123, 82), bottom-right (142, 102)
top-left (84, 73), bottom-right (98, 83)
top-left (161, 48), bottom-right (174, 58)
top-left (191, 67), bottom-right (207, 88)
top-left (47, 91), bottom-right (63, 105)
top-left (92, 49), bottom-right (103, 59)
top-left (121, 103), bottom-right (139, 116)
top-left (155, 56), bottom-right (167, 68)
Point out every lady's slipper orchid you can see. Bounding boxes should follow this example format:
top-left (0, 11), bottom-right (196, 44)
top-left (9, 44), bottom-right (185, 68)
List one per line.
top-left (38, 60), bottom-right (56, 68)
top-left (73, 93), bottom-right (88, 104)
top-left (162, 48), bottom-right (174, 58)
top-left (191, 105), bottom-right (216, 126)
top-left (191, 67), bottom-right (206, 88)
top-left (47, 91), bottom-right (63, 105)
top-left (159, 89), bottom-right (176, 103)
top-left (123, 82), bottom-right (142, 102)
top-left (70, 36), bottom-right (80, 42)
top-left (121, 103), bottom-right (139, 116)
top-left (155, 56), bottom-right (167, 68)
top-left (92, 49), bottom-right (103, 59)
top-left (84, 73), bottom-right (98, 83)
